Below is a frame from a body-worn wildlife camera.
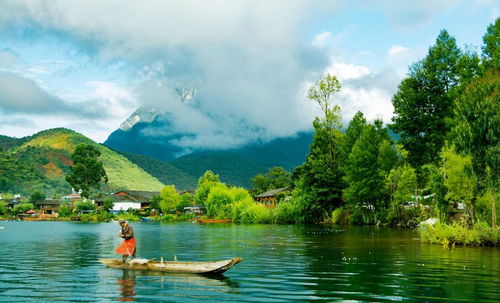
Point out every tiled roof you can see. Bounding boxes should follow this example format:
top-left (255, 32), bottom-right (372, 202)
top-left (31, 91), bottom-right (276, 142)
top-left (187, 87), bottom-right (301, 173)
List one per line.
top-left (254, 187), bottom-right (288, 198)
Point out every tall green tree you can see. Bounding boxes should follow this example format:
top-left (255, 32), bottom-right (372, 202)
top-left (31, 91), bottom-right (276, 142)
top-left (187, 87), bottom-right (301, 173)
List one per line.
top-left (481, 17), bottom-right (499, 70)
top-left (159, 185), bottom-right (181, 213)
top-left (296, 74), bottom-right (346, 222)
top-left (194, 170), bottom-right (220, 205)
top-left (65, 144), bottom-right (108, 198)
top-left (391, 30), bottom-right (465, 168)
top-left (453, 69), bottom-right (499, 227)
top-left (345, 111), bottom-right (367, 153)
top-left (344, 125), bottom-right (384, 209)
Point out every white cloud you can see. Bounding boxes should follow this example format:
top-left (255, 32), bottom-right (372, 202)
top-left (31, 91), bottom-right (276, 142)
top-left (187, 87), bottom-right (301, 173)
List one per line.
top-left (312, 32), bottom-right (333, 49)
top-left (326, 62), bottom-right (371, 81)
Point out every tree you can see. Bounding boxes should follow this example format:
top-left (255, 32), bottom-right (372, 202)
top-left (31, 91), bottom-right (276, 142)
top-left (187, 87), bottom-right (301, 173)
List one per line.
top-left (13, 203), bottom-right (35, 214)
top-left (178, 193), bottom-right (194, 212)
top-left (194, 170), bottom-right (220, 205)
top-left (453, 69), bottom-right (499, 227)
top-left (251, 166), bottom-right (292, 194)
top-left (391, 30), bottom-right (465, 168)
top-left (65, 144), bottom-right (108, 198)
top-left (482, 17), bottom-right (499, 70)
top-left (159, 185), bottom-right (181, 213)
top-left (103, 197), bottom-right (114, 212)
top-left (29, 191), bottom-right (45, 204)
top-left (0, 201), bottom-right (7, 215)
top-left (440, 146), bottom-right (476, 211)
top-left (386, 165), bottom-right (418, 213)
top-left (345, 111), bottom-right (367, 153)
top-left (307, 73), bottom-right (342, 128)
top-left (74, 201), bottom-right (96, 212)
top-left (297, 73), bottom-right (346, 222)
top-left (343, 124), bottom-right (394, 223)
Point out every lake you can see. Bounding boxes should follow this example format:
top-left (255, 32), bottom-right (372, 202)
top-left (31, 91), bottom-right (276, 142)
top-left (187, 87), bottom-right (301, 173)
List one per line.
top-left (0, 221), bottom-right (498, 302)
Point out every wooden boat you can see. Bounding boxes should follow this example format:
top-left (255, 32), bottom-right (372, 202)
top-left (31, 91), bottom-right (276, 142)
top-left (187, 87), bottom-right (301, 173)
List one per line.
top-left (100, 257), bottom-right (242, 274)
top-left (196, 219), bottom-right (232, 224)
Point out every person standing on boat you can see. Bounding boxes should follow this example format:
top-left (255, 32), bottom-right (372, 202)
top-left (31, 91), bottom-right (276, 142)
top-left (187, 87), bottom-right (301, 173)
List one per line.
top-left (116, 219), bottom-right (136, 262)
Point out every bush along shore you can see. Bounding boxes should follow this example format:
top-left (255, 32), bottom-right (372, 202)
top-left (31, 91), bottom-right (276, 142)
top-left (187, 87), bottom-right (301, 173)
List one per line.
top-left (420, 221), bottom-right (500, 246)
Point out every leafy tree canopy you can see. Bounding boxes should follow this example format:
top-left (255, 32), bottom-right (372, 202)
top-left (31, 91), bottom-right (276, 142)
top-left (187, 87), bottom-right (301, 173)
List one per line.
top-left (65, 144), bottom-right (108, 198)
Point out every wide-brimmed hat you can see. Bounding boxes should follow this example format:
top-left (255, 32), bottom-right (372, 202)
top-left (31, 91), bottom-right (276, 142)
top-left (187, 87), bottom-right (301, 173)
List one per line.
top-left (118, 219), bottom-right (125, 223)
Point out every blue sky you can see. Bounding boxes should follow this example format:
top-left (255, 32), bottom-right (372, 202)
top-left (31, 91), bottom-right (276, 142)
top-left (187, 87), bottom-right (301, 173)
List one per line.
top-left (0, 0), bottom-right (497, 146)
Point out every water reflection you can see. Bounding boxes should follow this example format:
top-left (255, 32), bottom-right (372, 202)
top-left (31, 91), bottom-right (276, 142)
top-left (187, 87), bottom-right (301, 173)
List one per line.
top-left (117, 270), bottom-right (136, 302)
top-left (115, 269), bottom-right (240, 301)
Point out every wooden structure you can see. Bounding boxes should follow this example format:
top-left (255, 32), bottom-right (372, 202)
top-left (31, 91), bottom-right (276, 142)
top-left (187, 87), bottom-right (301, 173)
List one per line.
top-left (34, 199), bottom-right (61, 215)
top-left (100, 257), bottom-right (242, 274)
top-left (254, 188), bottom-right (289, 208)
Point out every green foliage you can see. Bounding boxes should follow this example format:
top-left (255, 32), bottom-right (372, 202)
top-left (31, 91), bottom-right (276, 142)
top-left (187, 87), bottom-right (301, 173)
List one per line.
top-left (79, 212), bottom-right (115, 222)
top-left (307, 73), bottom-right (342, 129)
top-left (74, 201), bottom-right (97, 212)
top-left (205, 183), bottom-right (233, 219)
top-left (178, 193), bottom-right (194, 211)
top-left (103, 197), bottom-right (114, 211)
top-left (115, 213), bottom-right (141, 222)
top-left (481, 18), bottom-right (499, 69)
top-left (159, 185), bottom-right (181, 213)
top-left (0, 201), bottom-right (7, 215)
top-left (345, 111), bottom-right (367, 154)
top-left (331, 207), bottom-right (346, 225)
top-left (65, 144), bottom-right (108, 198)
top-left (58, 203), bottom-right (73, 217)
top-left (119, 151), bottom-right (197, 189)
top-left (440, 146), bottom-right (476, 207)
top-left (274, 200), bottom-right (301, 224)
top-left (420, 221), bottom-right (500, 246)
top-left (344, 125), bottom-right (387, 210)
top-left (13, 203), bottom-right (35, 214)
top-left (421, 164), bottom-right (448, 219)
top-left (390, 30), bottom-right (473, 168)
top-left (385, 164), bottom-right (418, 225)
top-left (251, 166), bottom-right (292, 194)
top-left (150, 195), bottom-right (161, 210)
top-left (194, 170), bottom-right (220, 205)
top-left (239, 203), bottom-right (273, 224)
top-left (29, 191), bottom-right (45, 204)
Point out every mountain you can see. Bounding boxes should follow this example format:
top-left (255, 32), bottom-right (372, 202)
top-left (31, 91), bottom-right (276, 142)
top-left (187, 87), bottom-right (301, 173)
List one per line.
top-left (116, 151), bottom-right (197, 189)
top-left (0, 128), bottom-right (164, 196)
top-left (169, 132), bottom-right (313, 187)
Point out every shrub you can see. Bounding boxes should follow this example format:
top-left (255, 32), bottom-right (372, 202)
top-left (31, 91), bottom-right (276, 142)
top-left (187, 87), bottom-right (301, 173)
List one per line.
top-left (13, 203), bottom-right (35, 214)
top-left (75, 201), bottom-right (97, 212)
top-left (331, 207), bottom-right (345, 225)
top-left (0, 201), bottom-right (7, 215)
top-left (230, 197), bottom-right (254, 223)
top-left (420, 221), bottom-right (499, 246)
top-left (274, 201), bottom-right (300, 224)
top-left (58, 204), bottom-right (73, 217)
top-left (239, 203), bottom-right (272, 224)
top-left (116, 213), bottom-right (141, 222)
top-left (205, 184), bottom-right (233, 218)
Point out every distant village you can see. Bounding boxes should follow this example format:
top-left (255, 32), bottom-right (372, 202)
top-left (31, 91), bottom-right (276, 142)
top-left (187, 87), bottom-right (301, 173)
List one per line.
top-left (0, 187), bottom-right (289, 220)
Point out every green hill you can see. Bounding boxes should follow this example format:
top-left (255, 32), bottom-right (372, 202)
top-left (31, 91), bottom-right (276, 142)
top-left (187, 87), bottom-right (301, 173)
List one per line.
top-left (117, 151), bottom-right (197, 190)
top-left (0, 128), bottom-right (164, 196)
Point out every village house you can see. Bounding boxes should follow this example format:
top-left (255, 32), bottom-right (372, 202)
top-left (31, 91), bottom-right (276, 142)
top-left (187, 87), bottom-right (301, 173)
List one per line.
top-left (34, 199), bottom-right (62, 215)
top-left (254, 188), bottom-right (289, 208)
top-left (95, 190), bottom-right (160, 211)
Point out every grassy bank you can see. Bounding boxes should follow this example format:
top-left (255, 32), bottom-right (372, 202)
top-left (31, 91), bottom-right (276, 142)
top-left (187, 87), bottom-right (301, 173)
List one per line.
top-left (420, 221), bottom-right (500, 246)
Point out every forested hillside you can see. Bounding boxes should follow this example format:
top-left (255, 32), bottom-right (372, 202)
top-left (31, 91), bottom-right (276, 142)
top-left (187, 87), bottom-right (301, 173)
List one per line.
top-left (0, 128), bottom-right (164, 196)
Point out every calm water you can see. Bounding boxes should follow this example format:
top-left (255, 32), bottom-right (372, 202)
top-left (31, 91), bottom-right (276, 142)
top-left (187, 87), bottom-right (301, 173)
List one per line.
top-left (0, 222), bottom-right (498, 302)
